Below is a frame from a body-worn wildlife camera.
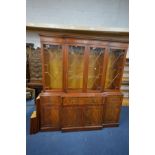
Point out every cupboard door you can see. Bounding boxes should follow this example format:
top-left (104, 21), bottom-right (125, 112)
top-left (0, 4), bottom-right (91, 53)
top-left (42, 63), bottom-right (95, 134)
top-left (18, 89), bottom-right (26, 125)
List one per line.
top-left (40, 95), bottom-right (61, 130)
top-left (103, 96), bottom-right (122, 124)
top-left (43, 44), bottom-right (63, 90)
top-left (67, 45), bottom-right (85, 91)
top-left (62, 106), bottom-right (83, 128)
top-left (84, 105), bottom-right (103, 126)
top-left (87, 47), bottom-right (105, 91)
top-left (40, 105), bottom-right (60, 130)
top-left (105, 49), bottom-right (126, 90)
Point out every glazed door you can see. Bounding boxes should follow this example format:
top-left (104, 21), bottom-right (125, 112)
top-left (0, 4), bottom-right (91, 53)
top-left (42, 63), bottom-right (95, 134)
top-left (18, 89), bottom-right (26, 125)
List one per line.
top-left (87, 46), bottom-right (107, 92)
top-left (105, 47), bottom-right (127, 90)
top-left (66, 45), bottom-right (85, 92)
top-left (42, 43), bottom-right (63, 90)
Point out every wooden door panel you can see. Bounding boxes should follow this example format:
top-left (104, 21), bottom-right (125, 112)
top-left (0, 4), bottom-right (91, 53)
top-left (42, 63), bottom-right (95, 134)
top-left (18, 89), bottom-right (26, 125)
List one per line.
top-left (84, 106), bottom-right (103, 126)
top-left (104, 105), bottom-right (120, 123)
top-left (103, 96), bottom-right (122, 124)
top-left (40, 95), bottom-right (61, 129)
top-left (41, 105), bottom-right (60, 129)
top-left (62, 106), bottom-right (83, 128)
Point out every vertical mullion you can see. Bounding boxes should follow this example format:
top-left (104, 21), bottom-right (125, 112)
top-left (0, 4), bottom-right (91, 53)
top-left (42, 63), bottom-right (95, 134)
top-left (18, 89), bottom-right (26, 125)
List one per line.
top-left (101, 47), bottom-right (109, 92)
top-left (83, 46), bottom-right (89, 92)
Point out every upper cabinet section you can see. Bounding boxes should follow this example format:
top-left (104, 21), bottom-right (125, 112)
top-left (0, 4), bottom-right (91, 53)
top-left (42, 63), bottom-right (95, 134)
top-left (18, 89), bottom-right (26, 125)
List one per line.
top-left (40, 34), bottom-right (128, 92)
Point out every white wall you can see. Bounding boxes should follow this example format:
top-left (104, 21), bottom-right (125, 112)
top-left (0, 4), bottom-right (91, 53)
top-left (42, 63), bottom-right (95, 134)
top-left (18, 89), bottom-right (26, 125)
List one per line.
top-left (26, 31), bottom-right (40, 48)
top-left (26, 0), bottom-right (129, 48)
top-left (27, 0), bottom-right (128, 29)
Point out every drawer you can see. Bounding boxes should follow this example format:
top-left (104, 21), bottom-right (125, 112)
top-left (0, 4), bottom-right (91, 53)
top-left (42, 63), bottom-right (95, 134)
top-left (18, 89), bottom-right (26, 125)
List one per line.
top-left (63, 97), bottom-right (79, 105)
top-left (40, 96), bottom-right (61, 105)
top-left (79, 97), bottom-right (102, 104)
top-left (63, 97), bottom-right (103, 105)
top-left (106, 96), bottom-right (122, 104)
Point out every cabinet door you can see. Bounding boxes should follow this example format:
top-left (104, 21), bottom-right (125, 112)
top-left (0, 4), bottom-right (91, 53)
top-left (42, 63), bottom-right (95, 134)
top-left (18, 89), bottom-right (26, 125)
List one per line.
top-left (43, 44), bottom-right (63, 90)
top-left (40, 95), bottom-right (61, 130)
top-left (84, 105), bottom-right (103, 126)
top-left (87, 47), bottom-right (105, 91)
top-left (40, 105), bottom-right (60, 130)
top-left (62, 106), bottom-right (83, 129)
top-left (103, 96), bottom-right (122, 124)
top-left (105, 48), bottom-right (126, 90)
top-left (67, 45), bottom-right (85, 91)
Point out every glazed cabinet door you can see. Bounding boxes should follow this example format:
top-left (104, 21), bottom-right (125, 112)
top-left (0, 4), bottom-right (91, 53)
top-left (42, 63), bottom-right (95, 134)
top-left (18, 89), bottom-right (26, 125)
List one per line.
top-left (42, 43), bottom-right (63, 90)
top-left (66, 45), bottom-right (85, 92)
top-left (105, 47), bottom-right (127, 90)
top-left (87, 47), bottom-right (106, 92)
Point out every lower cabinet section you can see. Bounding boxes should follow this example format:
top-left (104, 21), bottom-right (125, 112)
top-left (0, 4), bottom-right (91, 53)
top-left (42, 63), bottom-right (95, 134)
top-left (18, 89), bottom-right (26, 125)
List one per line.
top-left (33, 92), bottom-right (123, 133)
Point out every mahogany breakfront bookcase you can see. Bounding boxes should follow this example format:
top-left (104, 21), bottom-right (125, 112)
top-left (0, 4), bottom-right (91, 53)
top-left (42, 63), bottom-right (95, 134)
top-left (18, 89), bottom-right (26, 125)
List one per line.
top-left (34, 30), bottom-right (128, 133)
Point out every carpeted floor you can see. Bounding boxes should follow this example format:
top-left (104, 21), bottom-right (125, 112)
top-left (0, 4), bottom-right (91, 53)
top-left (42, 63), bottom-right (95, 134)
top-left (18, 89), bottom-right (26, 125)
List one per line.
top-left (26, 99), bottom-right (129, 155)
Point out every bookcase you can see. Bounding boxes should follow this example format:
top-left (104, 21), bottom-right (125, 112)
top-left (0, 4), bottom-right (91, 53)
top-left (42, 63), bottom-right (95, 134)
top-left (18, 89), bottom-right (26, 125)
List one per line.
top-left (32, 30), bottom-right (128, 132)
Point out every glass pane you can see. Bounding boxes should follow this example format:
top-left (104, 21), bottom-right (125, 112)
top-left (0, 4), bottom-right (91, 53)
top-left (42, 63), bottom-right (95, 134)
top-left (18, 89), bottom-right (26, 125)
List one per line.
top-left (68, 46), bottom-right (85, 89)
top-left (87, 47), bottom-right (105, 90)
top-left (43, 44), bottom-right (63, 89)
top-left (105, 49), bottom-right (125, 89)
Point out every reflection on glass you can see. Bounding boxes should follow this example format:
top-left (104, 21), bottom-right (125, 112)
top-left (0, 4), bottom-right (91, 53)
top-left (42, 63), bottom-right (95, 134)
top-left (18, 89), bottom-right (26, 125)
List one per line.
top-left (87, 47), bottom-right (105, 90)
top-left (68, 46), bottom-right (84, 89)
top-left (43, 44), bottom-right (62, 89)
top-left (105, 49), bottom-right (125, 89)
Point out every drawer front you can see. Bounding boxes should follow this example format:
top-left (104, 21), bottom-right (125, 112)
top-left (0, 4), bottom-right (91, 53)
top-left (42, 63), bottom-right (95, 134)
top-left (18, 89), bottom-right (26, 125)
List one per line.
top-left (63, 97), bottom-right (103, 105)
top-left (40, 95), bottom-right (61, 105)
top-left (63, 97), bottom-right (79, 105)
top-left (106, 96), bottom-right (122, 104)
top-left (80, 97), bottom-right (102, 105)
